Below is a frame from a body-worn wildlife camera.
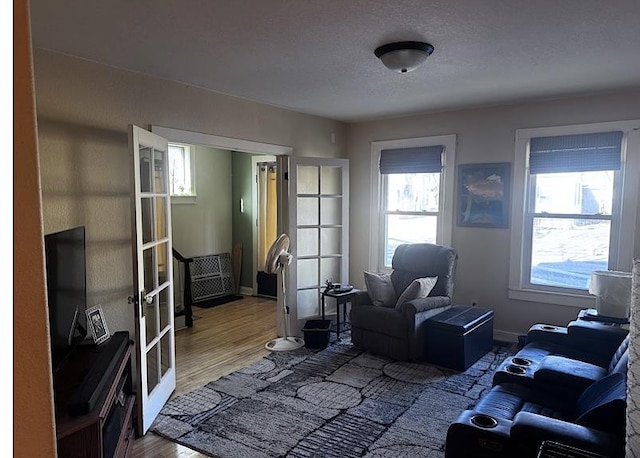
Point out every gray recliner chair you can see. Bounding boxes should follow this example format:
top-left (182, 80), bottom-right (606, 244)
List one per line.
top-left (350, 243), bottom-right (458, 361)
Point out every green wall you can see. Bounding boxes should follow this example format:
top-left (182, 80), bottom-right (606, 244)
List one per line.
top-left (232, 152), bottom-right (255, 289)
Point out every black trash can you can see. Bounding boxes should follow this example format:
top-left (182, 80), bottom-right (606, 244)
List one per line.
top-left (302, 319), bottom-right (331, 349)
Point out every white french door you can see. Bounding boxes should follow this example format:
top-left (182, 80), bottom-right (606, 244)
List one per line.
top-left (129, 125), bottom-right (176, 434)
top-left (280, 156), bottom-right (350, 336)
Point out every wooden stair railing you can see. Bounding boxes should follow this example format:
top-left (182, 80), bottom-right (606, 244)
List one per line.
top-left (172, 248), bottom-right (194, 328)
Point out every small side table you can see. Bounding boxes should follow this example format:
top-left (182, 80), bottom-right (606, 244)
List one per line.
top-left (321, 288), bottom-right (361, 339)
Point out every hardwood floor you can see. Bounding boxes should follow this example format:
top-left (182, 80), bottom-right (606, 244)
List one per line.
top-left (131, 295), bottom-right (277, 457)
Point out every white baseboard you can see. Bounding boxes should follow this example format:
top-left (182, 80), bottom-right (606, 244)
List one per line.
top-left (175, 314), bottom-right (187, 331)
top-left (239, 286), bottom-right (253, 297)
top-left (493, 329), bottom-right (521, 343)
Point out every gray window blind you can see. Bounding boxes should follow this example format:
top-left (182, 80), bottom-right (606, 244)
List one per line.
top-left (379, 146), bottom-right (443, 174)
top-left (529, 131), bottom-right (622, 174)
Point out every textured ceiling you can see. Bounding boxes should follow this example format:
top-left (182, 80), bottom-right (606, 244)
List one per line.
top-left (29, 0), bottom-right (640, 122)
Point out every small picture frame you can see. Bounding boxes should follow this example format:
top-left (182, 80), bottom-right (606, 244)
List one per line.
top-left (86, 304), bottom-right (110, 345)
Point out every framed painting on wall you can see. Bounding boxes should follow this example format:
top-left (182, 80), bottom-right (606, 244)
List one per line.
top-left (457, 162), bottom-right (511, 228)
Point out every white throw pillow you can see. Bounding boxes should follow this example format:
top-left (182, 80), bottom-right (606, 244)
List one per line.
top-left (364, 271), bottom-right (397, 307)
top-left (395, 276), bottom-right (438, 309)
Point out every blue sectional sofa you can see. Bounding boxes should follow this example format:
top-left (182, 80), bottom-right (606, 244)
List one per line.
top-left (445, 318), bottom-right (629, 457)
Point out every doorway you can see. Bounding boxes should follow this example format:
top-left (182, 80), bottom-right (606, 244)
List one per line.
top-left (151, 126), bottom-right (290, 305)
top-left (149, 126), bottom-right (351, 340)
top-left (255, 157), bottom-right (278, 298)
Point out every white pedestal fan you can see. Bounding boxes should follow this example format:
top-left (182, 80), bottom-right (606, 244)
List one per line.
top-left (264, 233), bottom-right (305, 351)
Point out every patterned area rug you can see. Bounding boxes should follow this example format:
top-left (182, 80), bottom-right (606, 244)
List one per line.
top-left (151, 333), bottom-right (514, 457)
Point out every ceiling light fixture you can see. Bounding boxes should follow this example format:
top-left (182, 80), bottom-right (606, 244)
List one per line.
top-left (374, 41), bottom-right (435, 73)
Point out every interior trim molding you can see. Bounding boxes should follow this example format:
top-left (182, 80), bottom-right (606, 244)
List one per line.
top-left (151, 126), bottom-right (293, 156)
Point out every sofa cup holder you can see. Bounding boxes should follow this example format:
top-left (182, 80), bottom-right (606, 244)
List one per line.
top-left (506, 364), bottom-right (527, 375)
top-left (541, 325), bottom-right (557, 331)
top-left (470, 414), bottom-right (498, 429)
top-left (511, 357), bottom-right (532, 367)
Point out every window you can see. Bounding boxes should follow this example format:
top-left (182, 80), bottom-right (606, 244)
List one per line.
top-left (168, 143), bottom-right (196, 197)
top-left (370, 135), bottom-right (456, 271)
top-left (509, 121), bottom-right (640, 306)
top-left (380, 146), bottom-right (441, 266)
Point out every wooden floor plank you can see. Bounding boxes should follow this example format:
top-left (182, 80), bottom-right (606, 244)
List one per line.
top-left (131, 295), bottom-right (277, 457)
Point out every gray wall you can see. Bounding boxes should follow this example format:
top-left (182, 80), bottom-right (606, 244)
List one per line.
top-left (232, 152), bottom-right (255, 289)
top-left (347, 89), bottom-right (640, 340)
top-left (171, 145), bottom-right (233, 309)
top-left (34, 49), bottom-right (347, 336)
top-left (171, 145), bottom-right (232, 258)
top-left (33, 47), bottom-right (640, 343)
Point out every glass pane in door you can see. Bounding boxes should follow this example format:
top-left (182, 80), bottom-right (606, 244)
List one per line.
top-left (321, 228), bottom-right (341, 255)
top-left (157, 241), bottom-right (168, 284)
top-left (297, 289), bottom-right (319, 318)
top-left (159, 286), bottom-right (170, 331)
top-left (297, 228), bottom-right (319, 256)
top-left (153, 149), bottom-right (167, 193)
top-left (139, 146), bottom-right (152, 193)
top-left (297, 165), bottom-right (319, 194)
top-left (141, 197), bottom-right (154, 244)
top-left (298, 258), bottom-right (319, 288)
top-left (143, 247), bottom-right (155, 297)
top-left (297, 197), bottom-right (319, 225)
top-left (321, 258), bottom-right (341, 285)
top-left (321, 166), bottom-right (342, 194)
top-left (155, 197), bottom-right (168, 241)
top-left (145, 293), bottom-right (158, 346)
top-left (321, 197), bottom-right (342, 225)
top-left (146, 343), bottom-right (159, 395)
top-left (161, 332), bottom-right (171, 377)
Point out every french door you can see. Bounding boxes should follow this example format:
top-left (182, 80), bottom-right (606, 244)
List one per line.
top-left (280, 156), bottom-right (350, 336)
top-left (129, 125), bottom-right (176, 434)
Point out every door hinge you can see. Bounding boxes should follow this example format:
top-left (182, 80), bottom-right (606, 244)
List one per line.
top-left (284, 172), bottom-right (289, 180)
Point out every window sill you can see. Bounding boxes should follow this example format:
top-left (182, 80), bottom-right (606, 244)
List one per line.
top-left (508, 287), bottom-right (597, 309)
top-left (171, 195), bottom-right (197, 205)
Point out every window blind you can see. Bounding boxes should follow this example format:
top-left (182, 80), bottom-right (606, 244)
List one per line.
top-left (529, 131), bottom-right (622, 174)
top-left (379, 146), bottom-right (443, 174)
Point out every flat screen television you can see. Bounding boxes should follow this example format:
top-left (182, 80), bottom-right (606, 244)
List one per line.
top-left (45, 226), bottom-right (88, 372)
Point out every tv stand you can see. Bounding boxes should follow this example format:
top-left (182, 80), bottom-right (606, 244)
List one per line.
top-left (54, 331), bottom-right (136, 457)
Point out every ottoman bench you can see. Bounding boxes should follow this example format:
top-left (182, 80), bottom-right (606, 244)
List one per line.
top-left (424, 305), bottom-right (494, 371)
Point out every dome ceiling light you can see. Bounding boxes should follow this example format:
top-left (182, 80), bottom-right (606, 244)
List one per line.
top-left (374, 41), bottom-right (435, 73)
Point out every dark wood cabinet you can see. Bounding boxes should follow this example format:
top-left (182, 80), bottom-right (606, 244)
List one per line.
top-left (54, 337), bottom-right (136, 458)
